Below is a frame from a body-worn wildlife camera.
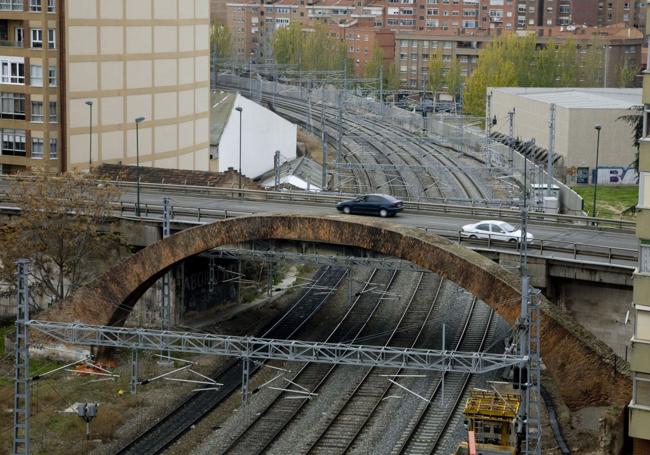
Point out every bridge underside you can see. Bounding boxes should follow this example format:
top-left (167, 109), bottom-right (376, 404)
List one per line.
top-left (51, 213), bottom-right (630, 410)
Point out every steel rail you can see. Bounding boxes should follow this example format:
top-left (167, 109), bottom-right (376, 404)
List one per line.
top-left (219, 269), bottom-right (398, 454)
top-left (115, 267), bottom-right (347, 454)
top-left (305, 273), bottom-right (440, 453)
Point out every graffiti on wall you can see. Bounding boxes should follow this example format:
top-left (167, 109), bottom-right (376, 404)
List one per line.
top-left (593, 167), bottom-right (639, 185)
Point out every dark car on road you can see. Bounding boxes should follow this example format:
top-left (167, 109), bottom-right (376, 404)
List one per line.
top-left (336, 194), bottom-right (404, 218)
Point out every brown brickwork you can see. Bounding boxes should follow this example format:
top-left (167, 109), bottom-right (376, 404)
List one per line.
top-left (51, 214), bottom-right (631, 411)
top-left (94, 163), bottom-right (262, 190)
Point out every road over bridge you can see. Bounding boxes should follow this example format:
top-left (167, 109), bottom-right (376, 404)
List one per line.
top-left (49, 213), bottom-right (630, 412)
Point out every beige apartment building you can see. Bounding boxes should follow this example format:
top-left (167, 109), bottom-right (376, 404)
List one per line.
top-left (0, 0), bottom-right (211, 174)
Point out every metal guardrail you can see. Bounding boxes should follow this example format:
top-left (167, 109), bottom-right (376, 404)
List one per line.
top-left (114, 201), bottom-right (637, 266)
top-left (108, 180), bottom-right (635, 232)
top-left (422, 227), bottom-right (637, 266)
top-left (0, 200), bottom-right (636, 267)
top-left (0, 174), bottom-right (636, 232)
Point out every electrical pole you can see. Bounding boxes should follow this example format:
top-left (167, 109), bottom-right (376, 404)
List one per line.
top-left (508, 108), bottom-right (515, 174)
top-left (322, 131), bottom-right (328, 191)
top-left (160, 197), bottom-right (172, 363)
top-left (12, 259), bottom-right (30, 455)
top-left (485, 92), bottom-right (492, 174)
top-left (379, 65), bottom-right (383, 117)
top-left (336, 90), bottom-right (343, 192)
top-left (274, 150), bottom-right (280, 191)
top-left (547, 104), bottom-right (556, 202)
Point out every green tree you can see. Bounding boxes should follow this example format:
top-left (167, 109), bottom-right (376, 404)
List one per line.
top-left (617, 105), bottom-right (643, 174)
top-left (384, 63), bottom-right (400, 92)
top-left (302, 23), bottom-right (348, 72)
top-left (446, 56), bottom-right (464, 107)
top-left (556, 38), bottom-right (578, 86)
top-left (273, 22), bottom-right (302, 66)
top-left (364, 45), bottom-right (385, 87)
top-left (531, 41), bottom-right (558, 86)
top-left (210, 24), bottom-right (232, 58)
top-left (579, 35), bottom-right (605, 87)
top-left (428, 51), bottom-right (445, 103)
top-left (463, 33), bottom-right (583, 116)
top-left (618, 61), bottom-right (637, 88)
top-left (463, 37), bottom-right (517, 116)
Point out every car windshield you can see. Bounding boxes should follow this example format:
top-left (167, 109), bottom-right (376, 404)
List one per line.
top-left (501, 223), bottom-right (517, 232)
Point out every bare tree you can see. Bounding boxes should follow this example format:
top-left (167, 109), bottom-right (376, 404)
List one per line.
top-left (0, 169), bottom-right (121, 305)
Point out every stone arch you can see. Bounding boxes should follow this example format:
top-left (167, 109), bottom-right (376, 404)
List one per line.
top-left (56, 214), bottom-right (630, 409)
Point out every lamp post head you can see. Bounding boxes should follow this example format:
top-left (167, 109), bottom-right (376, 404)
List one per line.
top-left (85, 101), bottom-right (93, 107)
top-left (594, 124), bottom-right (602, 131)
top-left (135, 117), bottom-right (145, 124)
top-left (235, 106), bottom-right (243, 113)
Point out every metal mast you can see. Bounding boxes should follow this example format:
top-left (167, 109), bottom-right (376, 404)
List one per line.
top-left (547, 103), bottom-right (556, 199)
top-left (12, 259), bottom-right (30, 455)
top-left (518, 158), bottom-right (542, 455)
top-left (160, 197), bottom-right (172, 362)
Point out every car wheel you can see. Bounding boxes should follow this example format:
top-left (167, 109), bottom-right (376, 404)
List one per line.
top-left (469, 235), bottom-right (477, 239)
top-left (508, 238), bottom-right (518, 244)
top-left (343, 206), bottom-right (351, 214)
top-left (379, 209), bottom-right (388, 218)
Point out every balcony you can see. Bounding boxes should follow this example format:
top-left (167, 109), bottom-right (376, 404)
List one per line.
top-left (0, 19), bottom-right (24, 48)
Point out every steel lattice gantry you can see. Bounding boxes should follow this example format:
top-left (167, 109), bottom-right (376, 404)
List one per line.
top-left (27, 321), bottom-right (525, 374)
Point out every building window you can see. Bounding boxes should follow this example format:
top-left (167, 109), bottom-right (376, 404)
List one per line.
top-left (49, 138), bottom-right (57, 159)
top-left (640, 242), bottom-right (650, 274)
top-left (31, 138), bottom-right (43, 159)
top-left (15, 28), bottom-right (23, 46)
top-left (31, 101), bottom-right (43, 122)
top-left (1, 58), bottom-right (25, 84)
top-left (0, 0), bottom-right (23, 11)
top-left (0, 92), bottom-right (25, 119)
top-left (31, 28), bottom-right (42, 48)
top-left (48, 101), bottom-right (56, 122)
top-left (30, 64), bottom-right (42, 86)
top-left (1, 129), bottom-right (26, 156)
top-left (48, 28), bottom-right (55, 49)
top-left (48, 65), bottom-right (56, 86)
top-left (47, 0), bottom-right (54, 12)
top-left (634, 373), bottom-right (650, 406)
top-left (29, 0), bottom-right (40, 11)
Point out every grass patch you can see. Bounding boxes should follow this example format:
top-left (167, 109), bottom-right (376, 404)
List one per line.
top-left (572, 185), bottom-right (638, 219)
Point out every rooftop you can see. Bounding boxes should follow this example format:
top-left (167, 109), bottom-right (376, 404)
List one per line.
top-left (490, 87), bottom-right (641, 109)
top-left (210, 90), bottom-right (237, 146)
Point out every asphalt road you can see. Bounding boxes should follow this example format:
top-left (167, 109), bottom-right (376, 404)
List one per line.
top-left (127, 189), bottom-right (638, 253)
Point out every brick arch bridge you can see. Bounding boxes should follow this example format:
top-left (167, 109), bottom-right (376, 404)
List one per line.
top-left (59, 213), bottom-right (629, 410)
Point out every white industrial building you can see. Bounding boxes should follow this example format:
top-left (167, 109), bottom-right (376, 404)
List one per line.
top-left (490, 87), bottom-right (640, 185)
top-left (210, 91), bottom-right (297, 178)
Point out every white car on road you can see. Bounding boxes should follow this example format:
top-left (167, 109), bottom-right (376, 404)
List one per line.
top-left (461, 220), bottom-right (534, 243)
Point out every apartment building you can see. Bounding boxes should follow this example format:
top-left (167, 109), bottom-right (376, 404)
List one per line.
top-left (0, 0), bottom-right (211, 175)
top-left (395, 24), bottom-right (642, 89)
top-left (628, 6), bottom-right (650, 453)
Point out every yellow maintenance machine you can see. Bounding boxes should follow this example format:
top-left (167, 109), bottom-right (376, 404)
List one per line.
top-left (455, 389), bottom-right (521, 455)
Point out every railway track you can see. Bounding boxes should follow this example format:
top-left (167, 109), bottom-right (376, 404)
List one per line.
top-left (116, 266), bottom-right (347, 455)
top-left (302, 273), bottom-right (443, 454)
top-left (217, 269), bottom-right (400, 454)
top-left (392, 302), bottom-right (495, 454)
top-left (266, 94), bottom-right (487, 201)
top-left (218, 78), bottom-right (494, 201)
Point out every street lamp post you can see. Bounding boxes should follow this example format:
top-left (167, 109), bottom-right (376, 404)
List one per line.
top-left (135, 117), bottom-right (145, 216)
top-left (593, 125), bottom-right (602, 218)
top-left (85, 101), bottom-right (93, 169)
top-left (235, 106), bottom-right (243, 190)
